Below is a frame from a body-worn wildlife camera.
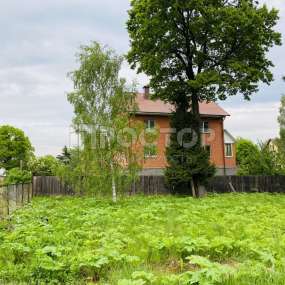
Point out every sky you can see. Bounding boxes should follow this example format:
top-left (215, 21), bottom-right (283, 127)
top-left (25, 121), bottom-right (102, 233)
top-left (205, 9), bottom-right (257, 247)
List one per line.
top-left (0, 0), bottom-right (284, 156)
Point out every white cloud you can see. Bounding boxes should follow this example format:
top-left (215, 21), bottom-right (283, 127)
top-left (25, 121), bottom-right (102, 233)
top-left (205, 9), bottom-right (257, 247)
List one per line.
top-left (224, 102), bottom-right (280, 142)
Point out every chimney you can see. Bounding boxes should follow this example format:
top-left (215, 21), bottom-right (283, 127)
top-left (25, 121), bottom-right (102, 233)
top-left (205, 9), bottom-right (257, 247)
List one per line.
top-left (143, 85), bottom-right (150, 99)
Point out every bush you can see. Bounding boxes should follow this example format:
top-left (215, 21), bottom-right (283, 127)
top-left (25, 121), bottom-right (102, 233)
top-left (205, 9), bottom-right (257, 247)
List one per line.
top-left (28, 155), bottom-right (59, 176)
top-left (4, 168), bottom-right (32, 185)
top-left (236, 138), bottom-right (285, 175)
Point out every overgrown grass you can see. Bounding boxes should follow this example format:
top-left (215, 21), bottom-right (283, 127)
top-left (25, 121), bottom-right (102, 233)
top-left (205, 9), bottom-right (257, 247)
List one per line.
top-left (1, 194), bottom-right (285, 284)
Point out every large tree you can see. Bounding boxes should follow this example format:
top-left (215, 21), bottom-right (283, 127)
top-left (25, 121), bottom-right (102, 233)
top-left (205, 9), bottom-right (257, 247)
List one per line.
top-left (127, 0), bottom-right (281, 194)
top-left (0, 125), bottom-right (34, 171)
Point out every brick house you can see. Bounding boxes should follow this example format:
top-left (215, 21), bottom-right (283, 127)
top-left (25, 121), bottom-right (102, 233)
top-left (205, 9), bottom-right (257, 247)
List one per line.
top-left (134, 87), bottom-right (236, 176)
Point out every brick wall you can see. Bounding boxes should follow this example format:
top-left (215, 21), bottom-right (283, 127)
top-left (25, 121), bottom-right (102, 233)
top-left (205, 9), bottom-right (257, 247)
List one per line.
top-left (135, 115), bottom-right (236, 174)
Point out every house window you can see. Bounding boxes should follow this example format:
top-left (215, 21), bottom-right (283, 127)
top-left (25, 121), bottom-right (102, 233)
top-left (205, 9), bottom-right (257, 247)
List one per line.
top-left (201, 121), bottom-right (210, 133)
top-left (225, 143), bottom-right (233, 157)
top-left (144, 144), bottom-right (157, 158)
top-left (145, 119), bottom-right (155, 129)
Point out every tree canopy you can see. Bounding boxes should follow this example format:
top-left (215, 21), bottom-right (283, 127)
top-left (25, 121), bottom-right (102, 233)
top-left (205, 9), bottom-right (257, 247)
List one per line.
top-left (127, 0), bottom-right (281, 106)
top-left (0, 125), bottom-right (34, 171)
top-left (28, 155), bottom-right (59, 176)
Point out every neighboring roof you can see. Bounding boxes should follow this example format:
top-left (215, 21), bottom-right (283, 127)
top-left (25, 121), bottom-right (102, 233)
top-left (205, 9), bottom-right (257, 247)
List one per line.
top-left (135, 93), bottom-right (230, 117)
top-left (224, 130), bottom-right (236, 144)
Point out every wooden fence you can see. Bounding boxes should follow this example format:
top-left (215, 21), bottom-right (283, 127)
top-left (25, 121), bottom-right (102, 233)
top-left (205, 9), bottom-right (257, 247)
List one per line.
top-left (33, 176), bottom-right (74, 196)
top-left (32, 175), bottom-right (285, 197)
top-left (0, 175), bottom-right (284, 219)
top-left (32, 176), bottom-right (168, 196)
top-left (208, 175), bottom-right (285, 193)
top-left (0, 183), bottom-right (33, 219)
top-left (130, 176), bottom-right (169, 195)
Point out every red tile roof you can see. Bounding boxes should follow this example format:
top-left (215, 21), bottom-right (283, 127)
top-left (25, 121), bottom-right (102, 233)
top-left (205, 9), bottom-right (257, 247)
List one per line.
top-left (135, 93), bottom-right (229, 117)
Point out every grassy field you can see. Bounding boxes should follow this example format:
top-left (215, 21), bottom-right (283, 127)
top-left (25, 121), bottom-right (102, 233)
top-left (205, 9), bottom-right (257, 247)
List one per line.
top-left (1, 194), bottom-right (285, 284)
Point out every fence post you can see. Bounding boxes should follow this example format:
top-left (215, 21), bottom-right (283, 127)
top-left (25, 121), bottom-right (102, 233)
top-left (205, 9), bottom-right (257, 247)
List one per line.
top-left (6, 186), bottom-right (9, 216)
top-left (21, 184), bottom-right (24, 204)
top-left (0, 186), bottom-right (9, 219)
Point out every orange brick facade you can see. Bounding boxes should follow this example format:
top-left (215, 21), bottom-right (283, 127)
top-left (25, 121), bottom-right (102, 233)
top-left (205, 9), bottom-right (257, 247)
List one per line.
top-left (135, 114), bottom-right (236, 175)
top-left (201, 117), bottom-right (236, 172)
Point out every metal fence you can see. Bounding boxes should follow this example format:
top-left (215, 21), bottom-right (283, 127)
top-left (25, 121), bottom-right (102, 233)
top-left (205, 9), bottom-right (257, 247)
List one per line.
top-left (0, 183), bottom-right (33, 219)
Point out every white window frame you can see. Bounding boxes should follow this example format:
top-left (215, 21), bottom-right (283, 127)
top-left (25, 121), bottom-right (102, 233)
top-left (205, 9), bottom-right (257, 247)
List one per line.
top-left (225, 143), bottom-right (233, 157)
top-left (201, 121), bottom-right (210, 133)
top-left (145, 119), bottom-right (155, 129)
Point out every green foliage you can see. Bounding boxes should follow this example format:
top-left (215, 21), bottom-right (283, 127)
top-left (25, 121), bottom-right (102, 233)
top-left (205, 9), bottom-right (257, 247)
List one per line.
top-left (4, 168), bottom-right (32, 185)
top-left (0, 125), bottom-right (34, 171)
top-left (1, 194), bottom-right (285, 284)
top-left (144, 144), bottom-right (157, 158)
top-left (28, 155), bottom-right (60, 176)
top-left (56, 147), bottom-right (124, 196)
top-left (65, 42), bottom-right (142, 199)
top-left (236, 138), bottom-right (285, 175)
top-left (127, 0), bottom-right (281, 104)
top-left (56, 147), bottom-right (84, 193)
top-left (257, 142), bottom-right (285, 175)
top-left (236, 138), bottom-right (259, 175)
top-left (165, 110), bottom-right (216, 195)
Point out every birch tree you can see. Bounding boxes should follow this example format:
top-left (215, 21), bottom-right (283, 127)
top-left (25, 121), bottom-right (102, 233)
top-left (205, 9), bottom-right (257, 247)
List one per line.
top-left (67, 42), bottom-right (142, 201)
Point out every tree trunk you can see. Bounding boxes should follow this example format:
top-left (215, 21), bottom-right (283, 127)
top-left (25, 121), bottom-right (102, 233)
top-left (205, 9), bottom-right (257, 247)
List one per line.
top-left (191, 93), bottom-right (202, 147)
top-left (111, 161), bottom-right (117, 203)
top-left (191, 93), bottom-right (202, 197)
top-left (191, 180), bottom-right (196, 198)
top-left (106, 135), bottom-right (117, 203)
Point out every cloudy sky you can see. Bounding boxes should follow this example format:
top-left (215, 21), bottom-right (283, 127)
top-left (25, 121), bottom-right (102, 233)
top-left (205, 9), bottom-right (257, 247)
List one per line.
top-left (0, 0), bottom-right (284, 156)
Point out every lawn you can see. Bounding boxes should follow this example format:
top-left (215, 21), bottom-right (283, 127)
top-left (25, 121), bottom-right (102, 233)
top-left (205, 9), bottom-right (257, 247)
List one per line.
top-left (1, 194), bottom-right (285, 284)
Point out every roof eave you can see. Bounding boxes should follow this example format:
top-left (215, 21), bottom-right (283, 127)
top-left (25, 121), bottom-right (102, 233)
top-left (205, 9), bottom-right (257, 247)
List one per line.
top-left (134, 111), bottom-right (229, 118)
